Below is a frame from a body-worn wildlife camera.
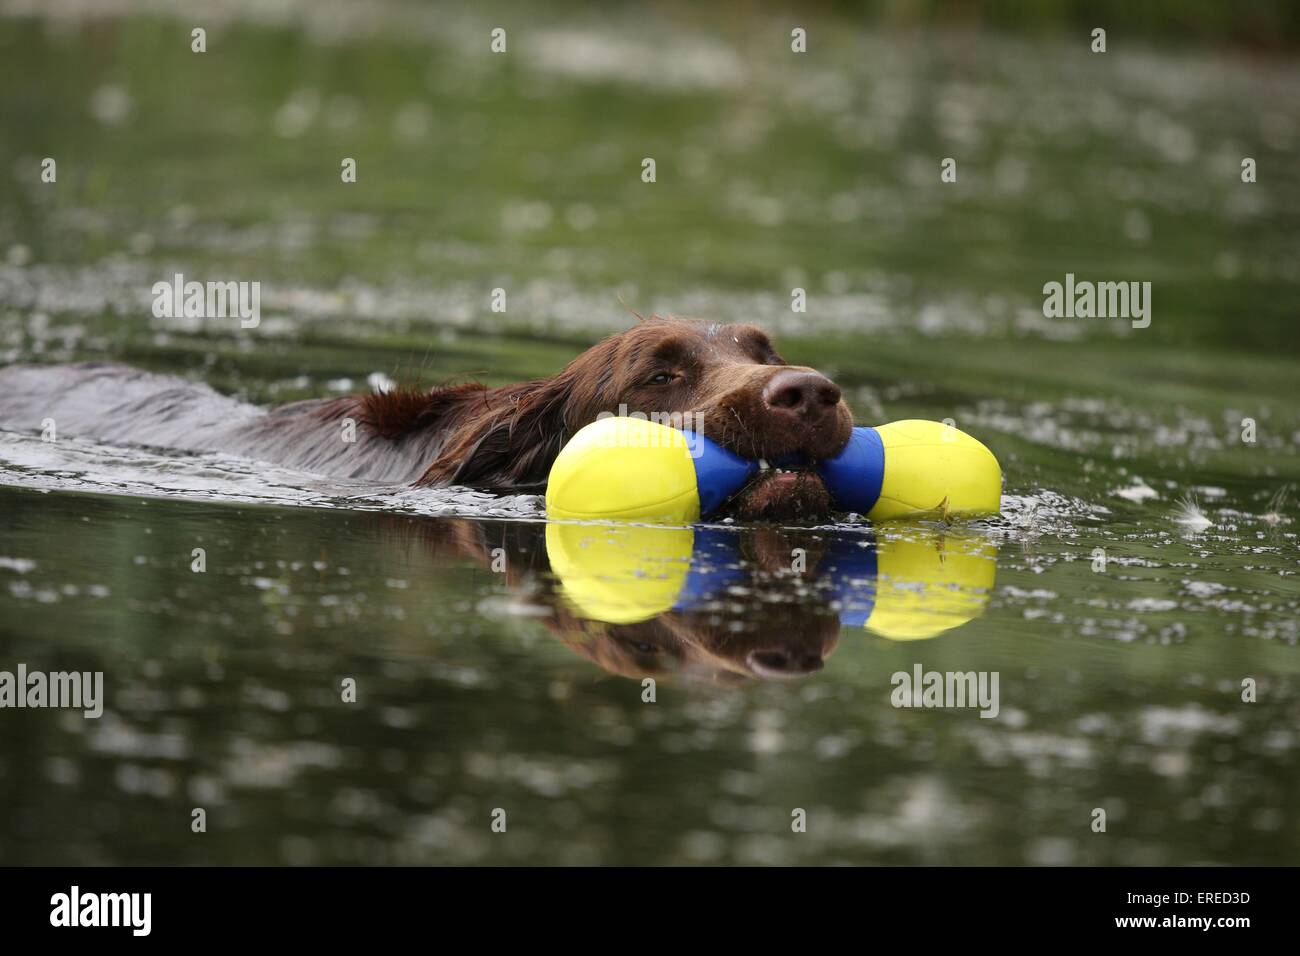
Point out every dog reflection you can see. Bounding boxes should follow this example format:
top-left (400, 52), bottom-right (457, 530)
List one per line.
top-left (397, 518), bottom-right (996, 684)
top-left (554, 586), bottom-right (843, 684)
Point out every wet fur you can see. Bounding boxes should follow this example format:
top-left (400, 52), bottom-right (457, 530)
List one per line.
top-left (0, 318), bottom-right (854, 516)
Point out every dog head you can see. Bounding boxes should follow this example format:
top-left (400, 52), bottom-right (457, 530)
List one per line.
top-left (412, 317), bottom-right (853, 520)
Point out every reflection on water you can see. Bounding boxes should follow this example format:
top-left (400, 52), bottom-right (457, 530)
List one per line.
top-left (539, 521), bottom-right (997, 681)
top-left (2, 484), bottom-right (1298, 866)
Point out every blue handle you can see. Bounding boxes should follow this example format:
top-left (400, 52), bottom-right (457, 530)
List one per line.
top-left (817, 426), bottom-right (885, 515)
top-left (683, 426), bottom-right (884, 519)
top-left (683, 431), bottom-right (759, 517)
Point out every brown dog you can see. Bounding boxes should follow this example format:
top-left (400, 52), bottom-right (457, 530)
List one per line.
top-left (0, 318), bottom-right (854, 520)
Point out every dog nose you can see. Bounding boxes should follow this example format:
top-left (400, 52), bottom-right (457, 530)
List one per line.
top-left (747, 648), bottom-right (825, 677)
top-left (762, 369), bottom-right (842, 416)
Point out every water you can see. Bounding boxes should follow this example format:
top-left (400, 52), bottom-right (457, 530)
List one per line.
top-left (1, 1), bottom-right (1298, 864)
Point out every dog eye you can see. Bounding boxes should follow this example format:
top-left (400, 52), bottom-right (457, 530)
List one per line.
top-left (647, 372), bottom-right (675, 385)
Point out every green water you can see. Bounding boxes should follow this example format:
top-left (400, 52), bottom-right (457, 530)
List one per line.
top-left (0, 2), bottom-right (1298, 865)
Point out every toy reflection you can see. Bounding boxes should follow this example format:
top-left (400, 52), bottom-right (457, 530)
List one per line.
top-left (431, 518), bottom-right (998, 684)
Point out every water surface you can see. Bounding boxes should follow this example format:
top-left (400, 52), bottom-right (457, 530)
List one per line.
top-left (1, 1), bottom-right (1298, 864)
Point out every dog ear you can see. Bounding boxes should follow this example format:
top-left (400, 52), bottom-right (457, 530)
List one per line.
top-left (417, 377), bottom-right (575, 489)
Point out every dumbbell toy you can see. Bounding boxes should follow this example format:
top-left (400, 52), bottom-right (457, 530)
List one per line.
top-left (544, 416), bottom-right (1000, 524)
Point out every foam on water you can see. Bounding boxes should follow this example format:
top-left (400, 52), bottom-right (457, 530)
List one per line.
top-left (0, 429), bottom-right (546, 520)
